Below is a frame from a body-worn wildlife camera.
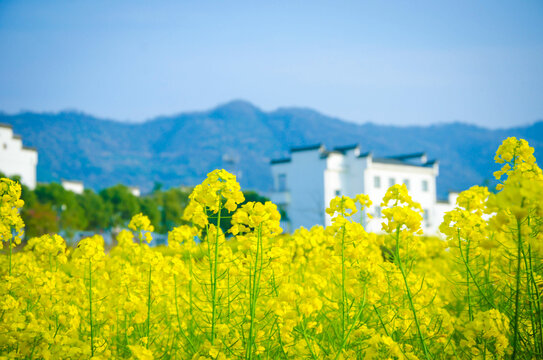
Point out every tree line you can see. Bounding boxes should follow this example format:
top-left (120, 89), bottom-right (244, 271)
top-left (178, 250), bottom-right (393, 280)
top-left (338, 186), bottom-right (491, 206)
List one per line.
top-left (1, 173), bottom-right (271, 239)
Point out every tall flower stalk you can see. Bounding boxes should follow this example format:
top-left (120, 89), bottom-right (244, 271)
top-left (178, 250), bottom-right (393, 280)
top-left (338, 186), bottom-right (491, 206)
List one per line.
top-left (381, 184), bottom-right (431, 360)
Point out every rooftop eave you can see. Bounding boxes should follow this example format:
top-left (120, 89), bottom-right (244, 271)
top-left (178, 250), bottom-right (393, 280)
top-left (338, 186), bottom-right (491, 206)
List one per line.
top-left (333, 144), bottom-right (360, 153)
top-left (290, 143), bottom-right (324, 153)
top-left (356, 151), bottom-right (372, 158)
top-left (372, 157), bottom-right (438, 169)
top-left (388, 152), bottom-right (427, 160)
top-left (270, 158), bottom-right (291, 165)
top-left (320, 150), bottom-right (344, 159)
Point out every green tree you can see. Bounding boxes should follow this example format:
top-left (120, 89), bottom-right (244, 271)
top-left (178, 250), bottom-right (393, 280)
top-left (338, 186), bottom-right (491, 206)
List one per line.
top-left (139, 196), bottom-right (161, 230)
top-left (77, 189), bottom-right (113, 231)
top-left (99, 184), bottom-right (140, 228)
top-left (34, 182), bottom-right (87, 232)
top-left (21, 203), bottom-right (59, 238)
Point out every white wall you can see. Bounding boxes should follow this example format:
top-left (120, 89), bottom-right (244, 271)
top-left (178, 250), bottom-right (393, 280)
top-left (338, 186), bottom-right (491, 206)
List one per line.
top-left (271, 149), bottom-right (327, 230)
top-left (270, 162), bottom-right (292, 231)
top-left (129, 187), bottom-right (141, 197)
top-left (270, 146), bottom-right (455, 236)
top-left (363, 162), bottom-right (438, 234)
top-left (324, 152), bottom-right (346, 226)
top-left (435, 192), bottom-right (459, 233)
top-left (0, 126), bottom-right (38, 189)
top-left (62, 180), bottom-right (84, 194)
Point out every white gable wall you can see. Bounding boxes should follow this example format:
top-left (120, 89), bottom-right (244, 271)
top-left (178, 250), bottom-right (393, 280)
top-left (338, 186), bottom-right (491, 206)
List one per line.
top-left (0, 126), bottom-right (38, 189)
top-left (271, 146), bottom-right (455, 235)
top-left (324, 152), bottom-right (347, 226)
top-left (62, 180), bottom-right (85, 194)
top-left (289, 150), bottom-right (326, 229)
top-left (363, 162), bottom-right (438, 234)
top-left (271, 149), bottom-right (327, 230)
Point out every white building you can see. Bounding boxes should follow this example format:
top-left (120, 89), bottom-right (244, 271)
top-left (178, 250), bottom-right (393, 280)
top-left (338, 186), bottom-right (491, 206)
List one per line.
top-left (0, 123), bottom-right (38, 189)
top-left (61, 179), bottom-right (85, 194)
top-left (128, 186), bottom-right (141, 197)
top-left (270, 144), bottom-right (455, 235)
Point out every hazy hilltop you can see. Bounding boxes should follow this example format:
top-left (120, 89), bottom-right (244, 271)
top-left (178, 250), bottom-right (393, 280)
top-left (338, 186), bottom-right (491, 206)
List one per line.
top-left (1, 100), bottom-right (542, 198)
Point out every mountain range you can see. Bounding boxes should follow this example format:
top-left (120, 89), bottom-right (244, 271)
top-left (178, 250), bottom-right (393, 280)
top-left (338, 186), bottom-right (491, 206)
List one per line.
top-left (1, 100), bottom-right (542, 199)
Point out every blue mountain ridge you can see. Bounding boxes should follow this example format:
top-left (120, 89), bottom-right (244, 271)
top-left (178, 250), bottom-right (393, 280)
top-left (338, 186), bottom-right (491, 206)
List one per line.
top-left (1, 100), bottom-right (541, 199)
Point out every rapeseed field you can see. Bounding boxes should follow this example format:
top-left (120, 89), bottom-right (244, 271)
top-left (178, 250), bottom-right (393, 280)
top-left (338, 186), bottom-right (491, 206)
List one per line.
top-left (1, 137), bottom-right (542, 359)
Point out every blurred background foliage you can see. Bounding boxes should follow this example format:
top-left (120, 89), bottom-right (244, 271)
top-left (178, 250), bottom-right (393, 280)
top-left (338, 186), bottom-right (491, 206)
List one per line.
top-left (1, 172), bottom-right (272, 239)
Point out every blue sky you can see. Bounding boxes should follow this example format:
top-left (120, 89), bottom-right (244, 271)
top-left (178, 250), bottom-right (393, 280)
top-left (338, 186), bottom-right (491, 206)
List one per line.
top-left (0, 0), bottom-right (542, 128)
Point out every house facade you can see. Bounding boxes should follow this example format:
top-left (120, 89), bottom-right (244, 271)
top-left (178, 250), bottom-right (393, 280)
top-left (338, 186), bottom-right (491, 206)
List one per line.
top-left (270, 144), bottom-right (455, 235)
top-left (0, 124), bottom-right (38, 189)
top-left (61, 179), bottom-right (85, 194)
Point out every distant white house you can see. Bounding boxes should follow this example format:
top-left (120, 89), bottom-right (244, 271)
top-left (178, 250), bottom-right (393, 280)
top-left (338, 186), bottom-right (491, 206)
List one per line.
top-left (270, 144), bottom-right (456, 235)
top-left (0, 123), bottom-right (38, 189)
top-left (61, 179), bottom-right (85, 194)
top-left (128, 186), bottom-right (141, 197)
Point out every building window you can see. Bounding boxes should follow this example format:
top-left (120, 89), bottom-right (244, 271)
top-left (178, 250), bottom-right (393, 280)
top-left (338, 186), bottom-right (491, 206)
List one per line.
top-left (403, 179), bottom-right (410, 190)
top-left (389, 178), bottom-right (395, 187)
top-left (423, 209), bottom-right (430, 226)
top-left (375, 206), bottom-right (381, 217)
top-left (278, 173), bottom-right (287, 191)
top-left (422, 180), bottom-right (429, 192)
top-left (335, 189), bottom-right (341, 196)
top-left (374, 176), bottom-right (380, 188)
top-left (278, 204), bottom-right (289, 221)
top-left (2, 143), bottom-right (6, 150)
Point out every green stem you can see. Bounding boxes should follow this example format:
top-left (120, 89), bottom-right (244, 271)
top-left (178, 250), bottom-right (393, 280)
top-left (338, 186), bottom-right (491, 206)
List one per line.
top-left (394, 226), bottom-right (432, 360)
top-left (174, 275), bottom-right (195, 353)
top-left (373, 305), bottom-right (390, 337)
top-left (521, 243), bottom-right (538, 354)
top-left (8, 236), bottom-right (12, 276)
top-left (512, 218), bottom-right (523, 360)
top-left (189, 252), bottom-right (193, 319)
top-left (274, 320), bottom-right (289, 360)
top-left (247, 224), bottom-right (263, 360)
top-left (457, 230), bottom-right (496, 308)
top-left (340, 224), bottom-right (346, 343)
top-left (211, 199), bottom-right (222, 344)
top-left (457, 230), bottom-right (474, 320)
top-left (146, 265), bottom-right (152, 348)
top-left (334, 303), bottom-right (366, 360)
top-left (465, 236), bottom-right (473, 321)
top-left (300, 319), bottom-right (318, 360)
top-left (528, 245), bottom-right (543, 356)
top-left (227, 270), bottom-right (231, 322)
top-left (89, 260), bottom-right (94, 357)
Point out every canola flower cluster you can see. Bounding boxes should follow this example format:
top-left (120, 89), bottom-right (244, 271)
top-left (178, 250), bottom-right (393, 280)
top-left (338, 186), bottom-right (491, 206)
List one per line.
top-left (1, 138), bottom-right (543, 359)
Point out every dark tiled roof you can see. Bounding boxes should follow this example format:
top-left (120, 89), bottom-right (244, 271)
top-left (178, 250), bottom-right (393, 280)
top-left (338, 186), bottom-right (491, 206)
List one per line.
top-left (320, 150), bottom-right (344, 159)
top-left (388, 152), bottom-right (426, 160)
top-left (270, 158), bottom-right (291, 165)
top-left (0, 123), bottom-right (13, 129)
top-left (373, 158), bottom-right (408, 165)
top-left (290, 144), bottom-right (323, 152)
top-left (373, 157), bottom-right (437, 168)
top-left (333, 144), bottom-right (359, 153)
top-left (357, 151), bottom-right (372, 158)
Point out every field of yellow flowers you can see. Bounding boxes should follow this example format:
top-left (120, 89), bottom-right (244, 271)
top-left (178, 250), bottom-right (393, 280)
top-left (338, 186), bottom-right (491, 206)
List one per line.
top-left (1, 137), bottom-right (543, 359)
